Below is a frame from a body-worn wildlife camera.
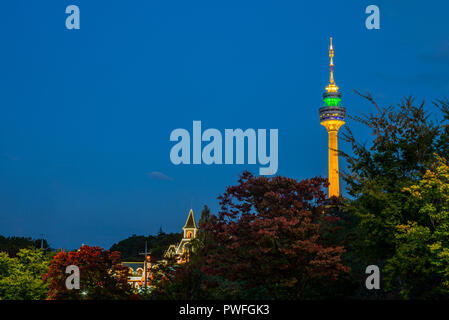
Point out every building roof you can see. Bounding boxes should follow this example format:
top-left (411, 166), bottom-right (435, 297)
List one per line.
top-left (183, 209), bottom-right (197, 229)
top-left (122, 262), bottom-right (144, 270)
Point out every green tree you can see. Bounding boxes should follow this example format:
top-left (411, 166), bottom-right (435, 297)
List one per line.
top-left (110, 232), bottom-right (182, 261)
top-left (199, 205), bottom-right (211, 225)
top-left (0, 248), bottom-right (50, 300)
top-left (342, 93), bottom-right (449, 297)
top-left (0, 236), bottom-right (50, 257)
top-left (193, 205), bottom-right (214, 252)
top-left (385, 155), bottom-right (449, 298)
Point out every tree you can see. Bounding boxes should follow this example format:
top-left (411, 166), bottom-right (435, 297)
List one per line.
top-left (0, 248), bottom-right (50, 300)
top-left (110, 233), bottom-right (182, 261)
top-left (199, 205), bottom-right (211, 225)
top-left (385, 155), bottom-right (449, 298)
top-left (194, 205), bottom-right (214, 253)
top-left (342, 94), bottom-right (449, 297)
top-left (0, 236), bottom-right (50, 257)
top-left (147, 256), bottom-right (206, 300)
top-left (342, 95), bottom-right (449, 260)
top-left (43, 245), bottom-right (135, 300)
top-left (201, 171), bottom-right (349, 299)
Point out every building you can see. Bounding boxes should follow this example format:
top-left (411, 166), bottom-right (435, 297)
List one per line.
top-left (164, 209), bottom-right (198, 263)
top-left (123, 209), bottom-right (198, 289)
top-left (123, 257), bottom-right (152, 289)
top-left (319, 37), bottom-right (346, 198)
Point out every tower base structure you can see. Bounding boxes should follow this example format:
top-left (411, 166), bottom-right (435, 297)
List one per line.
top-left (320, 119), bottom-right (344, 198)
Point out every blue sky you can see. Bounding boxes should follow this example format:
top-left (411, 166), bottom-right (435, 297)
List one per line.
top-left (0, 0), bottom-right (448, 250)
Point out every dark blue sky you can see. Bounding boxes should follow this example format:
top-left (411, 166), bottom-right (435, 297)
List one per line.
top-left (0, 0), bottom-right (448, 250)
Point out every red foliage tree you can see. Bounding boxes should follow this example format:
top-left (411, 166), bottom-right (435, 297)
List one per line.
top-left (202, 171), bottom-right (349, 299)
top-left (43, 245), bottom-right (136, 300)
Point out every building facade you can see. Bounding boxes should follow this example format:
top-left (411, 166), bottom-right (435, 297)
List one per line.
top-left (164, 209), bottom-right (198, 263)
top-left (123, 209), bottom-right (198, 289)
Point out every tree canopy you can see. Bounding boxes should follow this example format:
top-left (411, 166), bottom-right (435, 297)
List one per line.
top-left (110, 232), bottom-right (182, 261)
top-left (43, 245), bottom-right (135, 300)
top-left (342, 94), bottom-right (449, 298)
top-left (0, 248), bottom-right (50, 300)
top-left (199, 172), bottom-right (349, 299)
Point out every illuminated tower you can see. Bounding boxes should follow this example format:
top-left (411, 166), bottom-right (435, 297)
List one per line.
top-left (319, 37), bottom-right (345, 198)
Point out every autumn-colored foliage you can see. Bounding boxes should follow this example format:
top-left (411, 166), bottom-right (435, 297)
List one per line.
top-left (201, 171), bottom-right (349, 299)
top-left (43, 245), bottom-right (135, 300)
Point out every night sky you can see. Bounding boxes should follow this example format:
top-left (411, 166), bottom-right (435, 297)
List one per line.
top-left (0, 0), bottom-right (448, 250)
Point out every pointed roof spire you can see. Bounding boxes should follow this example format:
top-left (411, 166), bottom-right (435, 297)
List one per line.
top-left (183, 209), bottom-right (197, 229)
top-left (325, 37), bottom-right (339, 93)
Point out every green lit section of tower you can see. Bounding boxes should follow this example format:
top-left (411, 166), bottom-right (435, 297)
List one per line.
top-left (323, 96), bottom-right (341, 107)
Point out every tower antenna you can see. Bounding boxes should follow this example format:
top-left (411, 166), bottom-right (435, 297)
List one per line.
top-left (326, 37), bottom-right (339, 93)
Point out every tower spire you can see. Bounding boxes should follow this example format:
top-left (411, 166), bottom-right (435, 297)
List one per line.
top-left (326, 37), bottom-right (339, 93)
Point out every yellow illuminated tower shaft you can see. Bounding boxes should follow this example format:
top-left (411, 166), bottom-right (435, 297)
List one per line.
top-left (323, 120), bottom-right (343, 197)
top-left (319, 38), bottom-right (346, 198)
